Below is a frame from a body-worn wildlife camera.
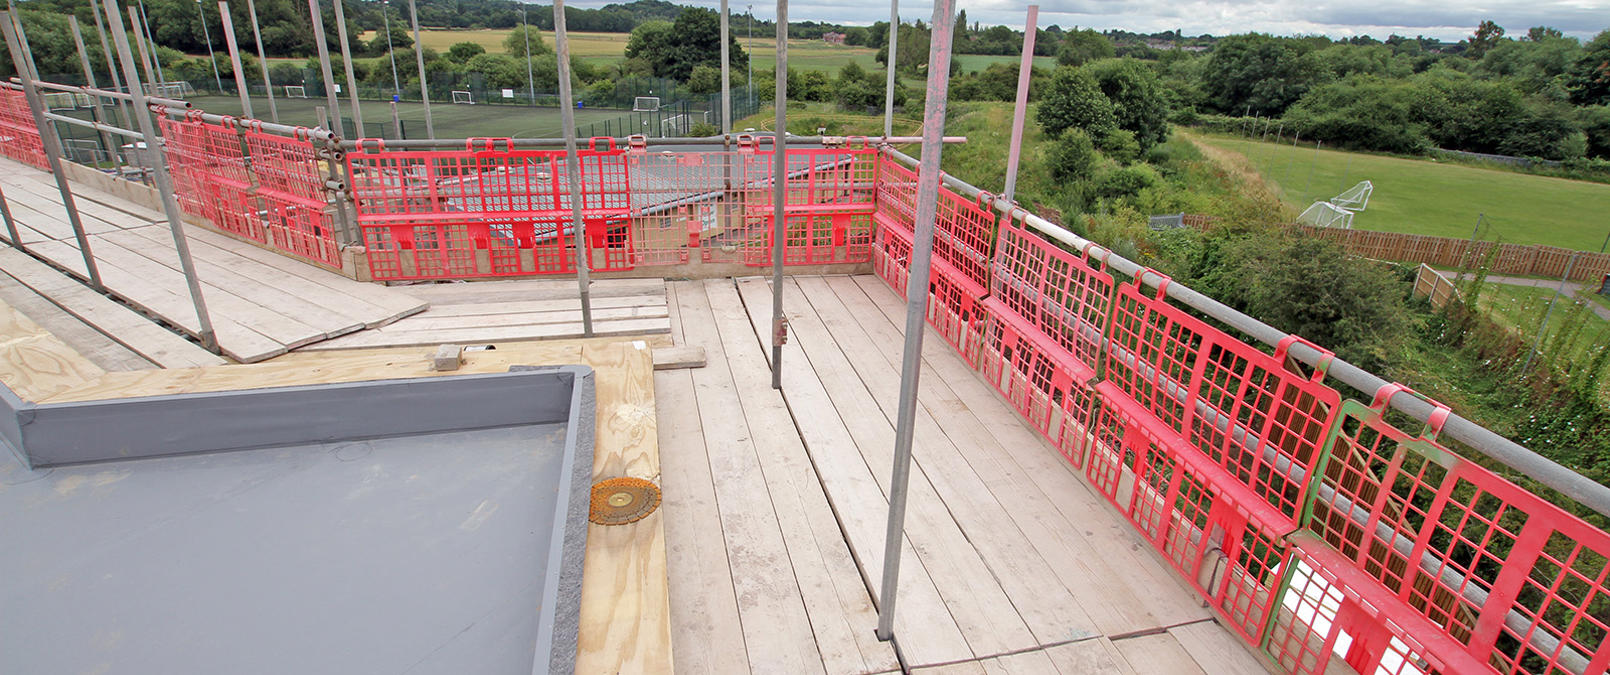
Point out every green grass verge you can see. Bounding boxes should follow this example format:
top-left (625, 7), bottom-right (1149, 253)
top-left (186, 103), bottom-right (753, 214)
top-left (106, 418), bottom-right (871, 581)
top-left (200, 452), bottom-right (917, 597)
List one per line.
top-left (1195, 134), bottom-right (1610, 251)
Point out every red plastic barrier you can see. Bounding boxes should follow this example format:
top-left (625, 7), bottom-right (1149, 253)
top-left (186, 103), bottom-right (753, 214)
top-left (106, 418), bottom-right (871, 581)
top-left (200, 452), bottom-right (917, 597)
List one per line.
top-left (1104, 274), bottom-right (1341, 525)
top-left (159, 115), bottom-right (262, 242)
top-left (1297, 385), bottom-right (1610, 675)
top-left (240, 126), bottom-right (340, 266)
top-left (346, 138), bottom-right (631, 280)
top-left (0, 87), bottom-right (46, 169)
top-left (725, 145), bottom-right (878, 266)
top-left (871, 213), bottom-right (987, 362)
top-left (986, 217), bottom-right (1114, 372)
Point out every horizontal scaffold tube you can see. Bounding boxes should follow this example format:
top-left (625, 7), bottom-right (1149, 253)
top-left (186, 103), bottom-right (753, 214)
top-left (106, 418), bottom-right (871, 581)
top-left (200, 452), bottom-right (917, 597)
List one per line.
top-left (339, 134), bottom-right (967, 151)
top-left (153, 105), bottom-right (339, 143)
top-left (881, 145), bottom-right (1610, 521)
top-left (43, 111), bottom-right (142, 140)
top-left (9, 78), bottom-right (190, 109)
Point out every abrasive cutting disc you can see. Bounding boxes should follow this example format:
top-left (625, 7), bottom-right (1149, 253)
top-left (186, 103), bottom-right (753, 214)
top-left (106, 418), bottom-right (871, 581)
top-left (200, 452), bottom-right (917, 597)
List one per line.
top-left (588, 477), bottom-right (662, 525)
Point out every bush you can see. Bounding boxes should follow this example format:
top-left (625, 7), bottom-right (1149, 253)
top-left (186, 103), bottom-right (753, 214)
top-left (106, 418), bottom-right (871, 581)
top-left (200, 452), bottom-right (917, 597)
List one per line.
top-left (1097, 128), bottom-right (1141, 164)
top-left (689, 122), bottom-right (720, 137)
top-left (1047, 129), bottom-right (1098, 181)
top-left (1036, 66), bottom-right (1117, 138)
top-left (1282, 75), bottom-right (1429, 154)
top-left (1095, 164), bottom-right (1160, 200)
top-left (448, 42), bottom-right (486, 63)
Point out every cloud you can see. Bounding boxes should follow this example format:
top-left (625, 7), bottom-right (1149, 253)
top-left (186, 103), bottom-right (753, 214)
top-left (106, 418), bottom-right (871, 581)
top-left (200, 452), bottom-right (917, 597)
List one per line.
top-left (555, 0), bottom-right (1610, 41)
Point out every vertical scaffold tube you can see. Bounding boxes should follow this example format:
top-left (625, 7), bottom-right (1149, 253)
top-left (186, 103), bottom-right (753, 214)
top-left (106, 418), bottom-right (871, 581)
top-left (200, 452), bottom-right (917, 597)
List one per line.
top-left (1002, 5), bottom-right (1037, 203)
top-left (769, 0), bottom-right (788, 390)
top-left (875, 0), bottom-right (956, 642)
top-left (553, 0), bottom-right (593, 336)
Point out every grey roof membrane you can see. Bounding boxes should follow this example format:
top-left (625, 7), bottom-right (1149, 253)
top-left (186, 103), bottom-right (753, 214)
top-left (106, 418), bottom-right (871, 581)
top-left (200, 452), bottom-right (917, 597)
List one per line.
top-left (0, 368), bottom-right (595, 675)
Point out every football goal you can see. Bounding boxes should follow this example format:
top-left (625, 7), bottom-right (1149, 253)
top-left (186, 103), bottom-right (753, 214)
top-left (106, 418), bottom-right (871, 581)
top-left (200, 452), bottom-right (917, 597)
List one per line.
top-left (1330, 180), bottom-right (1374, 212)
top-left (633, 96), bottom-right (661, 112)
top-left (150, 81), bottom-right (196, 98)
top-left (283, 85), bottom-right (308, 98)
top-left (1297, 202), bottom-right (1355, 229)
top-left (452, 90), bottom-right (474, 105)
top-left (660, 114), bottom-right (690, 137)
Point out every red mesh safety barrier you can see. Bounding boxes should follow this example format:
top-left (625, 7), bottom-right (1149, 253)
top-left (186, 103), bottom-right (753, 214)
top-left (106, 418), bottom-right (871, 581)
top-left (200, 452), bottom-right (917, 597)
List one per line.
top-left (159, 114), bottom-right (262, 243)
top-left (241, 125), bottom-right (340, 266)
top-left (870, 212), bottom-right (988, 362)
top-left (874, 154), bottom-right (917, 233)
top-left (0, 87), bottom-right (45, 169)
top-left (1103, 273), bottom-right (1341, 525)
top-left (345, 138), bottom-right (630, 281)
top-left (718, 143), bottom-right (879, 266)
top-left (977, 314), bottom-right (1098, 465)
top-left (1295, 384), bottom-right (1610, 675)
top-left (986, 216), bottom-right (1114, 370)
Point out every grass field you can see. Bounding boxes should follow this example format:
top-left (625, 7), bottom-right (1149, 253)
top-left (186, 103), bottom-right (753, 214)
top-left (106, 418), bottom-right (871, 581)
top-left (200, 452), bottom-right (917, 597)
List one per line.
top-left (1195, 134), bottom-right (1610, 251)
top-left (376, 28), bottom-right (1048, 77)
top-left (185, 94), bottom-right (627, 138)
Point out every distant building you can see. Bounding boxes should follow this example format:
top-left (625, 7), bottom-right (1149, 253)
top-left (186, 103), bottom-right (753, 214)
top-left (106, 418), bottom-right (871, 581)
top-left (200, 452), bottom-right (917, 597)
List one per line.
top-left (823, 32), bottom-right (847, 45)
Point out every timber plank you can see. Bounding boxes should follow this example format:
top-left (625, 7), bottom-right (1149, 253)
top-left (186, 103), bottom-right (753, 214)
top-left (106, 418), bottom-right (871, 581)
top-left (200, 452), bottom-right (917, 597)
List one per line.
top-left (400, 277), bottom-right (664, 305)
top-left (673, 282), bottom-right (825, 675)
top-left (120, 225), bottom-right (398, 326)
top-left (297, 316), bottom-right (671, 350)
top-left (0, 297), bottom-right (106, 401)
top-left (984, 650), bottom-right (1062, 675)
top-left (655, 368), bottom-right (752, 675)
top-left (729, 277), bottom-right (988, 665)
top-left (83, 236), bottom-right (318, 351)
top-left (806, 276), bottom-right (1103, 645)
top-left (0, 248), bottom-right (224, 369)
top-left (705, 279), bottom-right (899, 675)
top-left (0, 271), bottom-right (152, 372)
top-left (179, 225), bottom-right (424, 322)
top-left (400, 294), bottom-right (665, 320)
top-left (100, 229), bottom-right (362, 339)
top-left (1044, 637), bottom-right (1138, 675)
top-left (846, 274), bottom-right (1217, 630)
top-left (651, 345), bottom-right (704, 370)
top-left (1112, 633), bottom-right (1206, 675)
top-left (754, 277), bottom-right (1039, 657)
top-left (1168, 622), bottom-right (1275, 675)
top-left (574, 340), bottom-right (675, 674)
top-left (374, 304), bottom-right (668, 333)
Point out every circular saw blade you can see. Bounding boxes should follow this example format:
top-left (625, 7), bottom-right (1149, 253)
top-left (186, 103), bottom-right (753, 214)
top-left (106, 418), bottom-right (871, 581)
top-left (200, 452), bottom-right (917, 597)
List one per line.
top-left (589, 477), bottom-right (662, 526)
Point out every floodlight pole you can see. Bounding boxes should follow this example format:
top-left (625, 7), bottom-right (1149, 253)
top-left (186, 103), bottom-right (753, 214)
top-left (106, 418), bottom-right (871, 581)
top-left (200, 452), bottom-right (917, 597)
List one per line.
top-left (136, 0), bottom-right (165, 86)
top-left (87, 0), bottom-right (132, 131)
top-left (769, 0), bottom-right (787, 390)
top-left (1001, 4), bottom-right (1037, 203)
top-left (720, 0), bottom-right (730, 131)
top-left (307, 0), bottom-right (341, 131)
top-left (2, 11), bottom-right (103, 290)
top-left (875, 0), bottom-right (956, 642)
top-left (246, 0), bottom-right (277, 122)
top-left (553, 0), bottom-right (593, 337)
top-left (408, 0), bottom-right (433, 138)
top-left (196, 0), bottom-right (225, 92)
top-left (522, 5), bottom-right (534, 105)
top-left (129, 3), bottom-right (159, 90)
top-left (383, 4), bottom-right (400, 98)
top-left (218, 2), bottom-right (253, 119)
top-left (102, 0), bottom-right (219, 353)
top-left (882, 0), bottom-right (897, 137)
top-left (69, 16), bottom-right (121, 169)
top-left (331, 0), bottom-right (363, 134)
top-left (746, 5), bottom-right (753, 105)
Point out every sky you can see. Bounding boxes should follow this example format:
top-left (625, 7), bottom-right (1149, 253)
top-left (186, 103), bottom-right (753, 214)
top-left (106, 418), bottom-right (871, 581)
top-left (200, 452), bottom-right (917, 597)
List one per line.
top-left (558, 0), bottom-right (1610, 42)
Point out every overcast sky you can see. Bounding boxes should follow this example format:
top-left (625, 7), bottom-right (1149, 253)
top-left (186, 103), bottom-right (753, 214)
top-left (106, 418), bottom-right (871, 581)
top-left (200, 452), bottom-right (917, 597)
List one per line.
top-left (560, 0), bottom-right (1610, 41)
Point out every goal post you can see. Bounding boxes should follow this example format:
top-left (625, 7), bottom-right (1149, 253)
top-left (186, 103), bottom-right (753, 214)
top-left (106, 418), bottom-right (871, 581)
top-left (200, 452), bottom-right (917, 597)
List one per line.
top-left (452, 90), bottom-right (474, 105)
top-left (1297, 202), bottom-right (1355, 229)
top-left (283, 85), bottom-right (308, 98)
top-left (633, 96), bottom-right (660, 112)
top-left (660, 114), bottom-right (689, 137)
top-left (1331, 180), bottom-right (1374, 212)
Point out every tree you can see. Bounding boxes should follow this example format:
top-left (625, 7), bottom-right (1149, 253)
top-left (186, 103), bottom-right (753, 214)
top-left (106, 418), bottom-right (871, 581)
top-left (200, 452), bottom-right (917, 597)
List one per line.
top-left (1567, 29), bottom-right (1610, 105)
top-left (1036, 66), bottom-right (1117, 138)
top-left (625, 8), bottom-right (747, 82)
top-left (504, 24), bottom-right (551, 59)
top-left (1057, 29), bottom-right (1114, 66)
top-left (1283, 76), bottom-right (1428, 154)
top-left (448, 42), bottom-right (486, 63)
top-left (1200, 33), bottom-right (1329, 115)
top-left (687, 64), bottom-right (723, 94)
top-left (1046, 128), bottom-right (1098, 180)
top-left (1527, 26), bottom-right (1564, 42)
top-left (366, 24), bottom-right (413, 57)
top-left (1086, 59), bottom-right (1170, 149)
top-left (1469, 20), bottom-right (1506, 59)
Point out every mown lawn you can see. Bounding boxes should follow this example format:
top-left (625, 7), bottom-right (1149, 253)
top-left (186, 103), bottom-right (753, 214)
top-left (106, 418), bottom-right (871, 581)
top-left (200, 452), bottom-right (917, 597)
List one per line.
top-left (1195, 134), bottom-right (1610, 251)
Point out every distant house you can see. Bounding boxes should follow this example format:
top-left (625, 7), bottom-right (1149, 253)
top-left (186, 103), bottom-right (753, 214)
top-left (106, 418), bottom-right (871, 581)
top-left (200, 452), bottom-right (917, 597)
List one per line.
top-left (823, 32), bottom-right (847, 45)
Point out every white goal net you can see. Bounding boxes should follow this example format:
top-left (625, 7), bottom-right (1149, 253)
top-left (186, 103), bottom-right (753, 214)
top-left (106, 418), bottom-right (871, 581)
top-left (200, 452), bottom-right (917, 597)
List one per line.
top-left (633, 96), bottom-right (660, 112)
top-left (283, 85), bottom-right (308, 98)
top-left (660, 114), bottom-right (690, 137)
top-left (1330, 180), bottom-right (1374, 212)
top-left (149, 81), bottom-right (196, 98)
top-left (43, 92), bottom-right (91, 110)
top-left (1298, 202), bottom-right (1355, 229)
top-left (452, 90), bottom-right (474, 105)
